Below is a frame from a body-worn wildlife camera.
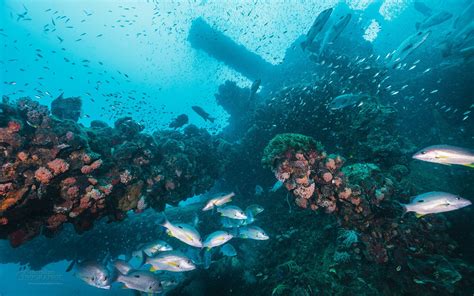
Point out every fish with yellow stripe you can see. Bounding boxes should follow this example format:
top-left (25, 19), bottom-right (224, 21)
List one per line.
top-left (412, 144), bottom-right (474, 168)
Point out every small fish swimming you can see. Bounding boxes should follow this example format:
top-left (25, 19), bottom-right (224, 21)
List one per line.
top-left (236, 226), bottom-right (269, 240)
top-left (202, 192), bottom-right (235, 211)
top-left (412, 144), bottom-right (474, 167)
top-left (398, 192), bottom-right (471, 217)
top-left (329, 93), bottom-right (365, 110)
top-left (145, 250), bottom-right (196, 272)
top-left (301, 7), bottom-right (333, 51)
top-left (203, 230), bottom-right (233, 249)
top-left (217, 205), bottom-right (247, 220)
top-left (249, 79), bottom-right (261, 100)
top-left (66, 260), bottom-right (112, 289)
top-left (192, 105), bottom-right (215, 123)
top-left (245, 204), bottom-right (264, 216)
top-left (140, 240), bottom-right (173, 256)
top-left (116, 270), bottom-right (163, 293)
top-left (169, 114), bottom-right (188, 129)
top-left (113, 259), bottom-right (133, 275)
top-left (220, 216), bottom-right (248, 228)
top-left (220, 243), bottom-right (237, 257)
top-left (270, 180), bottom-right (284, 192)
top-left (159, 216), bottom-right (203, 248)
top-left (255, 185), bottom-right (264, 196)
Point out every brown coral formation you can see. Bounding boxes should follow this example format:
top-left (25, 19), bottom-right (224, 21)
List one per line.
top-left (0, 96), bottom-right (223, 246)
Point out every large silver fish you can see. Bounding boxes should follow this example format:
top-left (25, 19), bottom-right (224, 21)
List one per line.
top-left (146, 250), bottom-right (196, 272)
top-left (203, 230), bottom-right (233, 249)
top-left (236, 226), bottom-right (269, 240)
top-left (399, 192), bottom-right (471, 217)
top-left (412, 144), bottom-right (474, 167)
top-left (416, 11), bottom-right (452, 31)
top-left (301, 7), bottom-right (333, 51)
top-left (202, 192), bottom-right (235, 211)
top-left (67, 260), bottom-right (113, 289)
top-left (140, 239), bottom-right (173, 256)
top-left (329, 93), bottom-right (365, 110)
top-left (116, 270), bottom-right (163, 293)
top-left (387, 30), bottom-right (431, 68)
top-left (217, 205), bottom-right (247, 220)
top-left (160, 217), bottom-right (203, 248)
top-left (318, 13), bottom-right (352, 56)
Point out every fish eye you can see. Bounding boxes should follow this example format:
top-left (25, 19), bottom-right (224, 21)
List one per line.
top-left (456, 197), bottom-right (460, 200)
top-left (420, 151), bottom-right (427, 154)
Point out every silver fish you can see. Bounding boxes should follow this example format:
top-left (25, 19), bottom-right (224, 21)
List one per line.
top-left (245, 204), bottom-right (264, 216)
top-left (67, 260), bottom-right (112, 289)
top-left (301, 7), bottom-right (333, 51)
top-left (113, 259), bottom-right (133, 275)
top-left (203, 230), bottom-right (233, 249)
top-left (116, 270), bottom-right (162, 293)
top-left (388, 30), bottom-right (431, 68)
top-left (140, 240), bottom-right (173, 256)
top-left (220, 243), bottom-right (237, 257)
top-left (160, 217), bottom-right (203, 248)
top-left (236, 226), bottom-right (269, 240)
top-left (399, 192), bottom-right (471, 217)
top-left (318, 13), bottom-right (352, 56)
top-left (412, 144), bottom-right (474, 167)
top-left (202, 192), bottom-right (235, 211)
top-left (416, 11), bottom-right (452, 31)
top-left (329, 93), bottom-right (365, 110)
top-left (146, 250), bottom-right (196, 272)
top-left (217, 205), bottom-right (247, 220)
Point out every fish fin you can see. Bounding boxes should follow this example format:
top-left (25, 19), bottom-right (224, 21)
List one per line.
top-left (121, 285), bottom-right (129, 289)
top-left (65, 260), bottom-right (76, 272)
top-left (415, 213), bottom-right (426, 218)
top-left (149, 266), bottom-right (157, 272)
top-left (463, 163), bottom-right (474, 168)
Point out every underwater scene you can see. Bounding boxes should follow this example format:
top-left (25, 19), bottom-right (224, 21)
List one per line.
top-left (1, 0), bottom-right (474, 295)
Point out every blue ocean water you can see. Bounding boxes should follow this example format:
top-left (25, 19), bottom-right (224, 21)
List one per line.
top-left (1, 0), bottom-right (473, 295)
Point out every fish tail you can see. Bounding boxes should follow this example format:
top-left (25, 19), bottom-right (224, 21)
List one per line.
top-left (395, 201), bottom-right (408, 217)
top-left (157, 212), bottom-right (168, 227)
top-left (136, 250), bottom-right (148, 269)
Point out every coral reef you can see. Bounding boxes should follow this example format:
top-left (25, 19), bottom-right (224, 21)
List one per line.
top-left (0, 97), bottom-right (222, 246)
top-left (261, 133), bottom-right (473, 294)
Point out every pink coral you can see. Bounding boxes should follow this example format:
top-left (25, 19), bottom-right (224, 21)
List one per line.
top-left (338, 187), bottom-right (352, 200)
top-left (7, 121), bottom-right (21, 133)
top-left (34, 167), bottom-right (53, 184)
top-left (47, 158), bottom-right (69, 175)
top-left (293, 182), bottom-right (315, 199)
top-left (17, 151), bottom-right (28, 161)
top-left (322, 172), bottom-right (333, 182)
top-left (81, 159), bottom-right (102, 174)
top-left (0, 183), bottom-right (13, 196)
top-left (325, 158), bottom-right (336, 171)
top-left (295, 197), bottom-right (308, 208)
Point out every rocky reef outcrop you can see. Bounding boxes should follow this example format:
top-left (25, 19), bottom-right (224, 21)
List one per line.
top-left (0, 96), bottom-right (223, 246)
